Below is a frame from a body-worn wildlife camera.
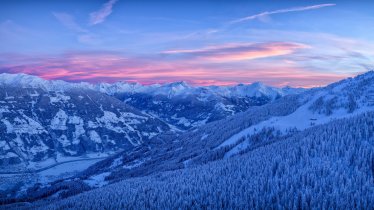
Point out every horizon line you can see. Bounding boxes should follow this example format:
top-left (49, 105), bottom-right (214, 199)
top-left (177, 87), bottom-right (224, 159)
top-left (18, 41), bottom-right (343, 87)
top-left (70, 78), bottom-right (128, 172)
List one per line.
top-left (0, 71), bottom-right (367, 89)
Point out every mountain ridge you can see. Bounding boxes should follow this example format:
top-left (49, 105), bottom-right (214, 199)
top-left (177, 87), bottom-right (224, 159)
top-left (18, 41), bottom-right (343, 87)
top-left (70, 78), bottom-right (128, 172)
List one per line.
top-left (67, 70), bottom-right (374, 187)
top-left (0, 73), bottom-right (304, 97)
top-left (2, 71), bottom-right (374, 207)
top-left (0, 73), bottom-right (304, 130)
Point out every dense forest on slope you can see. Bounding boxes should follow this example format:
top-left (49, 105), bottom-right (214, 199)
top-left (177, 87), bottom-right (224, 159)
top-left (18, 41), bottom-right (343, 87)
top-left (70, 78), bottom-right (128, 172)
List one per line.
top-left (30, 111), bottom-right (374, 209)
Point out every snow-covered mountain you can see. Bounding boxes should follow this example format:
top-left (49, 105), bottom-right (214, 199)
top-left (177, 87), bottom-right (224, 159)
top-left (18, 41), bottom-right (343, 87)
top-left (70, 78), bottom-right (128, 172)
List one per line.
top-left (5, 71), bottom-right (374, 208)
top-left (0, 73), bottom-right (303, 97)
top-left (0, 73), bottom-right (94, 92)
top-left (0, 73), bottom-right (304, 169)
top-left (100, 79), bottom-right (304, 130)
top-left (0, 81), bottom-right (171, 169)
top-left (57, 71), bottom-right (374, 189)
top-left (0, 73), bottom-right (304, 202)
top-left (0, 73), bottom-right (303, 130)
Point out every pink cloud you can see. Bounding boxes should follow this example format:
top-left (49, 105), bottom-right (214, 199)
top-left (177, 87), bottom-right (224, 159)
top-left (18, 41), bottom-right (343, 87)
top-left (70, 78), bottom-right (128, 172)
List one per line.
top-left (0, 49), bottom-right (353, 88)
top-left (162, 42), bottom-right (308, 62)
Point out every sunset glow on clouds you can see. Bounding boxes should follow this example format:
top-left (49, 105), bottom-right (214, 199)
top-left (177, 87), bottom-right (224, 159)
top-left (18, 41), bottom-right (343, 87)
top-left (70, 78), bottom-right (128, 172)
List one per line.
top-left (0, 0), bottom-right (373, 87)
top-left (162, 42), bottom-right (308, 62)
top-left (0, 48), bottom-right (351, 87)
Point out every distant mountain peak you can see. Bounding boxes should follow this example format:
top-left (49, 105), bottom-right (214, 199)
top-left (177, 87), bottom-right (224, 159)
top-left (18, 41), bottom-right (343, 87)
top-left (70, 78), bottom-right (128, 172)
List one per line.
top-left (250, 81), bottom-right (266, 87)
top-left (164, 81), bottom-right (190, 88)
top-left (0, 73), bottom-right (305, 98)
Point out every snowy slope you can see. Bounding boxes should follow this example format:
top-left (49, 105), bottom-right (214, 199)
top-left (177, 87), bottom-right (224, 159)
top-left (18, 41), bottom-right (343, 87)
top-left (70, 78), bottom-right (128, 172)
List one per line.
top-left (33, 111), bottom-right (374, 209)
top-left (218, 71), bottom-right (374, 158)
top-left (0, 84), bottom-right (170, 169)
top-left (0, 73), bottom-right (304, 130)
top-left (64, 71), bottom-right (374, 187)
top-left (0, 73), bottom-right (303, 170)
top-left (23, 111), bottom-right (374, 209)
top-left (4, 71), bottom-right (374, 205)
top-left (0, 73), bottom-right (95, 92)
top-left (108, 81), bottom-right (304, 130)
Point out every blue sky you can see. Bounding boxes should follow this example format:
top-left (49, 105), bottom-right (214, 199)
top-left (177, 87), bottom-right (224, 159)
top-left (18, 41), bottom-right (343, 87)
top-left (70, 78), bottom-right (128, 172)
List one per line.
top-left (0, 0), bottom-right (373, 86)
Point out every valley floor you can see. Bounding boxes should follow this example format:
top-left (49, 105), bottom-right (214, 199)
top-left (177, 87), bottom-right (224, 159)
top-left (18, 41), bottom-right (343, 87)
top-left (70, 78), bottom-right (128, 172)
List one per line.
top-left (0, 158), bottom-right (104, 200)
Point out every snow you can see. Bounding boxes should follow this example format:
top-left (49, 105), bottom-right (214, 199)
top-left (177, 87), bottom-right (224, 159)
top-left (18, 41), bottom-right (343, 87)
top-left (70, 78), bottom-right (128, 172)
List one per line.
top-left (0, 140), bottom-right (10, 150)
top-left (183, 158), bottom-right (192, 167)
top-left (68, 116), bottom-right (85, 143)
top-left (201, 134), bottom-right (209, 140)
top-left (2, 154), bottom-right (111, 173)
top-left (123, 158), bottom-right (148, 169)
top-left (5, 152), bottom-right (18, 158)
top-left (0, 73), bottom-right (94, 92)
top-left (84, 172), bottom-right (111, 187)
top-left (1, 115), bottom-right (46, 134)
top-left (3, 71), bottom-right (374, 207)
top-left (219, 87), bottom-right (374, 158)
top-left (89, 131), bottom-right (102, 143)
top-left (215, 103), bottom-right (235, 114)
top-left (110, 157), bottom-right (123, 169)
top-left (27, 158), bottom-right (58, 170)
top-left (29, 142), bottom-right (49, 156)
top-left (208, 82), bottom-right (302, 99)
top-left (49, 93), bottom-right (71, 104)
top-left (1, 119), bottom-right (13, 133)
top-left (58, 135), bottom-right (70, 147)
top-left (92, 111), bottom-right (146, 139)
top-left (0, 106), bottom-right (10, 113)
top-left (171, 115), bottom-right (191, 127)
top-left (121, 112), bottom-right (147, 119)
top-left (55, 153), bottom-right (109, 163)
top-left (1, 110), bottom-right (47, 134)
top-left (0, 73), bottom-right (304, 100)
top-left (0, 158), bottom-right (104, 195)
top-left (94, 79), bottom-right (295, 100)
top-left (39, 159), bottom-right (101, 177)
top-left (50, 109), bottom-right (68, 130)
top-left (88, 120), bottom-right (98, 128)
top-left (38, 111), bottom-right (374, 209)
top-left (224, 140), bottom-right (250, 158)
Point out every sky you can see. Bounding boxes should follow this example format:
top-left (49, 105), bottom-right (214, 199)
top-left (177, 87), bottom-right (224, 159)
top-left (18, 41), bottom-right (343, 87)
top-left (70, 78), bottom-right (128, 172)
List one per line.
top-left (0, 0), bottom-right (373, 87)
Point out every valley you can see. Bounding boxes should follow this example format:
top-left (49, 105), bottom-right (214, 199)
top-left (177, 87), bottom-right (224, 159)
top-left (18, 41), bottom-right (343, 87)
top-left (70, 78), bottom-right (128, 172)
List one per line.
top-left (1, 1), bottom-right (373, 208)
top-left (1, 72), bottom-right (374, 209)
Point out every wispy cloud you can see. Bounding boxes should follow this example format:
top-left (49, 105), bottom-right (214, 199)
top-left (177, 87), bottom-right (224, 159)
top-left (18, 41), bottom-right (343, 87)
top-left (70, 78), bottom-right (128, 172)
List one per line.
top-left (53, 12), bottom-right (101, 44)
top-left (231, 3), bottom-right (336, 24)
top-left (90, 0), bottom-right (118, 25)
top-left (162, 42), bottom-right (308, 62)
top-left (52, 12), bottom-right (87, 33)
top-left (53, 0), bottom-right (119, 44)
top-left (166, 4), bottom-right (337, 42)
top-left (0, 48), bottom-right (353, 87)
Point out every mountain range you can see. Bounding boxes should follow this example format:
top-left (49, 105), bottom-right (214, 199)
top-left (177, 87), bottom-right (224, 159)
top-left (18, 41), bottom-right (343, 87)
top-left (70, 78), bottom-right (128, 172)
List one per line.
top-left (0, 73), bottom-right (303, 169)
top-left (66, 71), bottom-right (374, 186)
top-left (0, 73), bottom-right (303, 131)
top-left (1, 72), bottom-right (374, 209)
